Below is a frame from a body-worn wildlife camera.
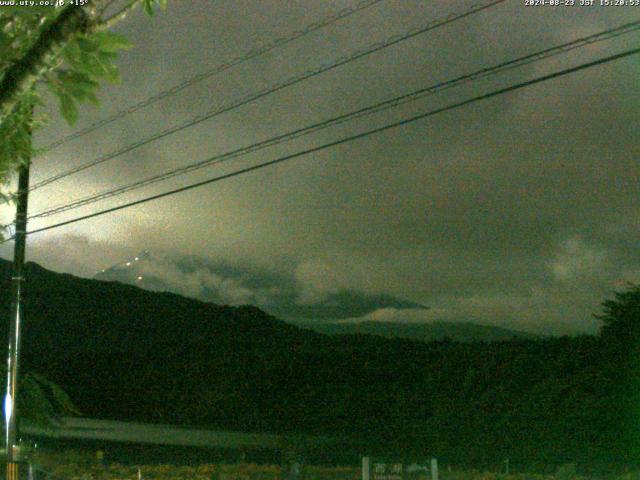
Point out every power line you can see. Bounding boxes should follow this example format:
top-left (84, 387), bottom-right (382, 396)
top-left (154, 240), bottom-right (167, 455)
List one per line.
top-left (27, 0), bottom-right (506, 193)
top-left (22, 19), bottom-right (640, 222)
top-left (5, 45), bottom-right (637, 243)
top-left (31, 0), bottom-right (505, 190)
top-left (40, 0), bottom-right (387, 153)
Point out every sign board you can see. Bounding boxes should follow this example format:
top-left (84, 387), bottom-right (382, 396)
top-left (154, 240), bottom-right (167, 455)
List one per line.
top-left (362, 457), bottom-right (438, 480)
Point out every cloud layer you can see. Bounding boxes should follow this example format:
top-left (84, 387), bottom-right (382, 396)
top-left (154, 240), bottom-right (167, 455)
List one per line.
top-left (1, 1), bottom-right (638, 335)
top-left (90, 249), bottom-right (426, 322)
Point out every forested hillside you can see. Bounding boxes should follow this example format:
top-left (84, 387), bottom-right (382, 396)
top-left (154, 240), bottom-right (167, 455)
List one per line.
top-left (0, 259), bottom-right (637, 474)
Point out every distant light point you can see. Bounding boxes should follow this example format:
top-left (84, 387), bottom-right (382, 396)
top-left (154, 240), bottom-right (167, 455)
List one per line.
top-left (137, 276), bottom-right (143, 281)
top-left (126, 262), bottom-right (131, 266)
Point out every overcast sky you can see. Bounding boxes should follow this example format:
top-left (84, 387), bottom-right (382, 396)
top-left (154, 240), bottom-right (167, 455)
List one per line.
top-left (1, 0), bottom-right (639, 335)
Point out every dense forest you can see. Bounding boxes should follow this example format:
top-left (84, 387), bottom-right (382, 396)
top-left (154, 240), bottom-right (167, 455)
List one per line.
top-left (0, 259), bottom-right (638, 474)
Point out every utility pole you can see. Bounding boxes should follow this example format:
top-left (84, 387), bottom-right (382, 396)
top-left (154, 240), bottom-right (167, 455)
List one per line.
top-left (4, 155), bottom-right (31, 478)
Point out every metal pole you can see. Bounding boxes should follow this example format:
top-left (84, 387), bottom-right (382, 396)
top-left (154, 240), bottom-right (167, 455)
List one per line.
top-left (5, 160), bottom-right (30, 476)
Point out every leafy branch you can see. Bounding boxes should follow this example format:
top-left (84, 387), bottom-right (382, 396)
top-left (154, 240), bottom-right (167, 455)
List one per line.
top-left (0, 0), bottom-right (167, 238)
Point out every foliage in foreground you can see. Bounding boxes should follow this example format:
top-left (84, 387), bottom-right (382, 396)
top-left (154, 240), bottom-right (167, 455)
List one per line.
top-left (0, 362), bottom-right (79, 428)
top-left (0, 0), bottom-right (167, 205)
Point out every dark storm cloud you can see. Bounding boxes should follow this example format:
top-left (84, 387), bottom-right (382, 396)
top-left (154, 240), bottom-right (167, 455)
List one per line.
top-left (1, 0), bottom-right (639, 335)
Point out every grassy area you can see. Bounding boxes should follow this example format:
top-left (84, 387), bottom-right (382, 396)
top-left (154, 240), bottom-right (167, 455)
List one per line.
top-left (32, 460), bottom-right (359, 480)
top-left (25, 451), bottom-right (640, 480)
top-left (31, 465), bottom-right (608, 480)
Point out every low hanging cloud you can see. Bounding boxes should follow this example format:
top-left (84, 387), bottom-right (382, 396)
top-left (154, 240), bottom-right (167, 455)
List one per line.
top-left (132, 259), bottom-right (259, 306)
top-left (94, 251), bottom-right (278, 307)
top-left (549, 237), bottom-right (609, 283)
top-left (89, 248), bottom-right (425, 321)
top-left (8, 232), bottom-right (630, 336)
top-left (336, 287), bottom-right (606, 335)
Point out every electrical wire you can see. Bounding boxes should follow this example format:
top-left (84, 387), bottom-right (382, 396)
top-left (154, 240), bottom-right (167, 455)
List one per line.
top-left (22, 19), bottom-right (640, 222)
top-left (40, 0), bottom-right (387, 153)
top-left (2, 44), bottom-right (635, 243)
top-left (27, 0), bottom-right (507, 193)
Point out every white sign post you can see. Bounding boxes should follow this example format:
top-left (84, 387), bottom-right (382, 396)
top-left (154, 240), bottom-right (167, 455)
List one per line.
top-left (363, 456), bottom-right (439, 480)
top-left (363, 456), bottom-right (371, 480)
top-left (431, 458), bottom-right (438, 480)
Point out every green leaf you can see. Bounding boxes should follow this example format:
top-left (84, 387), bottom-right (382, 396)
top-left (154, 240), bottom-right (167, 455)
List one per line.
top-left (94, 52), bottom-right (121, 83)
top-left (77, 37), bottom-right (99, 52)
top-left (158, 0), bottom-right (168, 10)
top-left (58, 71), bottom-right (100, 98)
top-left (102, 63), bottom-right (121, 83)
top-left (61, 85), bottom-right (89, 102)
top-left (45, 78), bottom-right (61, 97)
top-left (143, 0), bottom-right (154, 16)
top-left (29, 371), bottom-right (81, 416)
top-left (62, 39), bottom-right (82, 67)
top-left (93, 31), bottom-right (133, 52)
top-left (0, 31), bottom-right (11, 51)
top-left (58, 70), bottom-right (98, 90)
top-left (96, 50), bottom-right (118, 62)
top-left (78, 51), bottom-right (109, 78)
top-left (32, 94), bottom-right (45, 108)
top-left (59, 93), bottom-right (78, 125)
top-left (85, 91), bottom-right (99, 106)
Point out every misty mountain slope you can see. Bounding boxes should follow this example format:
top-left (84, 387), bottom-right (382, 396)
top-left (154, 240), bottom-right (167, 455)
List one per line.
top-left (93, 251), bottom-right (428, 320)
top-left (92, 252), bottom-right (534, 343)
